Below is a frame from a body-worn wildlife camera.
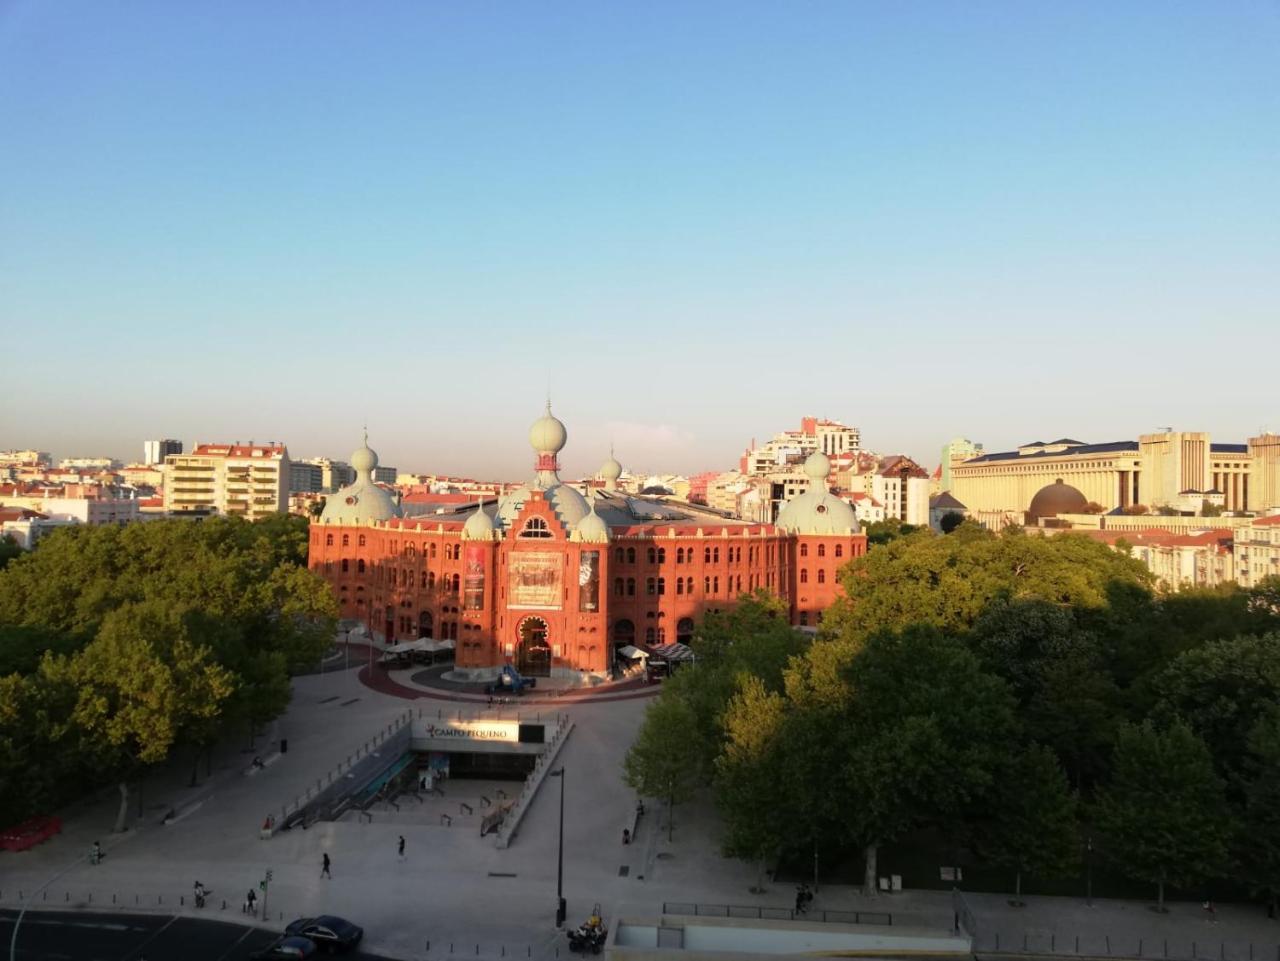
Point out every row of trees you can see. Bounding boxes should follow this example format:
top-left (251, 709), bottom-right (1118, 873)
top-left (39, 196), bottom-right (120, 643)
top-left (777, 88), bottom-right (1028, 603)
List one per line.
top-left (625, 523), bottom-right (1280, 910)
top-left (0, 515), bottom-right (336, 831)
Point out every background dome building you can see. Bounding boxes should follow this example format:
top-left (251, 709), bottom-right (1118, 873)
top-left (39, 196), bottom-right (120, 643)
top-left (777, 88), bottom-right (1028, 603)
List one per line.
top-left (1026, 479), bottom-right (1089, 526)
top-left (311, 405), bottom-right (867, 682)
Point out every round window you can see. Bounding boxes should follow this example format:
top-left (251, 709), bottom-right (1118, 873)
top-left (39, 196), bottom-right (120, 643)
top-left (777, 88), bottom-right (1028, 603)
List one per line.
top-left (345, 495), bottom-right (358, 506)
top-left (815, 504), bottom-right (827, 514)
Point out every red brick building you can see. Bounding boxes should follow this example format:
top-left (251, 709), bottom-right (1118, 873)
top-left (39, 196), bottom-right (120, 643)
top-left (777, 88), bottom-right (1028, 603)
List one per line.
top-left (310, 406), bottom-right (866, 680)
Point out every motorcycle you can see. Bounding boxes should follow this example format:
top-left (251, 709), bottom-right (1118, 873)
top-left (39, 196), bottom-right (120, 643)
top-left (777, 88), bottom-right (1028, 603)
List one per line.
top-left (567, 905), bottom-right (607, 955)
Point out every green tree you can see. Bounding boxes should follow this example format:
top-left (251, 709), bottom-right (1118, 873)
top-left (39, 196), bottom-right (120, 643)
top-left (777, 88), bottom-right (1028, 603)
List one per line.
top-left (1238, 707), bottom-right (1280, 915)
top-left (785, 626), bottom-right (1017, 896)
top-left (715, 676), bottom-right (790, 890)
top-left (939, 512), bottom-right (966, 534)
top-left (41, 604), bottom-right (235, 832)
top-left (973, 745), bottom-right (1080, 901)
top-left (824, 526), bottom-right (1151, 644)
top-left (624, 695), bottom-right (706, 841)
top-left (1200, 500), bottom-right (1224, 518)
top-left (862, 518), bottom-right (924, 547)
top-left (0, 533), bottom-right (21, 571)
top-left (1093, 720), bottom-right (1230, 911)
top-left (1149, 633), bottom-right (1280, 781)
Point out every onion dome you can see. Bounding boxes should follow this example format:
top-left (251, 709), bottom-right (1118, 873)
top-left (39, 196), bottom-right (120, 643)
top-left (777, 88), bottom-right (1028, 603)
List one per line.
top-left (1027, 480), bottom-right (1088, 524)
top-left (462, 499), bottom-right (496, 541)
top-left (529, 401), bottom-right (568, 454)
top-left (775, 451), bottom-right (858, 535)
top-left (319, 432), bottom-right (402, 526)
top-left (574, 497), bottom-right (610, 543)
top-left (600, 451), bottom-right (622, 483)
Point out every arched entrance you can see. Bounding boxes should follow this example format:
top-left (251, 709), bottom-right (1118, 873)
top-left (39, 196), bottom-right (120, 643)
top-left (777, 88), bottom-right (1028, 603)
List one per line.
top-left (676, 617), bottom-right (695, 644)
top-left (516, 616), bottom-right (551, 677)
top-left (419, 610), bottom-right (433, 639)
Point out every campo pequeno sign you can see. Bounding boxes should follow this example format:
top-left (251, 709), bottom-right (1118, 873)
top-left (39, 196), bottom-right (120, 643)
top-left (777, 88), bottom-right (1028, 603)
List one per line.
top-left (423, 719), bottom-right (520, 743)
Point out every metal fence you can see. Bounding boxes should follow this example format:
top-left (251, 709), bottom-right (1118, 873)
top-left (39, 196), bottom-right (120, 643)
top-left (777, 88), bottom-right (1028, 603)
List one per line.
top-left (973, 932), bottom-right (1280, 961)
top-left (662, 902), bottom-right (893, 926)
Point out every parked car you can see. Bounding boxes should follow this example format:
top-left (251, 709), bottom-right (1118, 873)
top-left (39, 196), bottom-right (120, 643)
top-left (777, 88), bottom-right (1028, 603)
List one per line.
top-left (284, 916), bottom-right (364, 953)
top-left (249, 935), bottom-right (318, 960)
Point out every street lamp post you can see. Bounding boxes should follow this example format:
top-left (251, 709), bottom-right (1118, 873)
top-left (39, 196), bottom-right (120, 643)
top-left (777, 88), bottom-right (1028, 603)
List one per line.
top-left (1086, 835), bottom-right (1093, 907)
top-left (551, 767), bottom-right (566, 927)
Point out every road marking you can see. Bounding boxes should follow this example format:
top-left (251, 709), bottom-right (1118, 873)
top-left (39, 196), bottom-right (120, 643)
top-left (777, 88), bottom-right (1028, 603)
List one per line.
top-left (6, 918), bottom-right (138, 932)
top-left (213, 925), bottom-right (256, 961)
top-left (121, 913), bottom-right (178, 959)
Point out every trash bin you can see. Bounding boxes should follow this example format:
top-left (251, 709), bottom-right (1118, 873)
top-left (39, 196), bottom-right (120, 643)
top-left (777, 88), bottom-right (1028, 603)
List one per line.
top-left (280, 739), bottom-right (288, 754)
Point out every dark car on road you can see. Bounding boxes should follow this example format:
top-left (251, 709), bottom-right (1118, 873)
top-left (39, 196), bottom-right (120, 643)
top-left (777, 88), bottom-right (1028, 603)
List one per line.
top-left (249, 935), bottom-right (319, 960)
top-left (284, 916), bottom-right (365, 953)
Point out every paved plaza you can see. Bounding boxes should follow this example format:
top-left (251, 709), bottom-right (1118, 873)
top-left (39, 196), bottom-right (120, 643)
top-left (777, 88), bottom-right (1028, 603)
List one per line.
top-left (4, 651), bottom-right (1280, 960)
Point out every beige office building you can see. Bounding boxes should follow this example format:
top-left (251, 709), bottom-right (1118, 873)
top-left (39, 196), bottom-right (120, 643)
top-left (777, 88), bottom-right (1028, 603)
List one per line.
top-left (952, 432), bottom-right (1280, 517)
top-left (163, 443), bottom-right (290, 519)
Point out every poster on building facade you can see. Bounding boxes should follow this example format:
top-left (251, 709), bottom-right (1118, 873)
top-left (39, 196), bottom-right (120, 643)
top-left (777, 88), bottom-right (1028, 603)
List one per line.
top-left (508, 551), bottom-right (563, 609)
top-left (464, 546), bottom-right (485, 610)
top-left (578, 551), bottom-right (599, 612)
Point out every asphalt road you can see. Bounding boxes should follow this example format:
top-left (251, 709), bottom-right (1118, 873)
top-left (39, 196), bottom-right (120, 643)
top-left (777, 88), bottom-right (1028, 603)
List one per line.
top-left (0, 910), bottom-right (400, 961)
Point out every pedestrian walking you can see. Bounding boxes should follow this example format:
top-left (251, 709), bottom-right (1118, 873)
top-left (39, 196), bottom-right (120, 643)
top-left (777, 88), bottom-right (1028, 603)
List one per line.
top-left (398, 835), bottom-right (405, 859)
top-left (321, 852), bottom-right (331, 878)
top-left (1203, 899), bottom-right (1217, 923)
top-left (244, 887), bottom-right (257, 915)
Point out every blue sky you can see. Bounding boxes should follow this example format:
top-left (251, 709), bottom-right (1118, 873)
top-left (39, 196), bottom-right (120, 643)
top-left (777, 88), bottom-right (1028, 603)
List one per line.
top-left (1, 2), bottom-right (1277, 478)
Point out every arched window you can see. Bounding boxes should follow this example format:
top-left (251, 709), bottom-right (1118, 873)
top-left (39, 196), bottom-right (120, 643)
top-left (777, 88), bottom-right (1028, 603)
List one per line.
top-left (614, 577), bottom-right (624, 596)
top-left (687, 577), bottom-right (695, 594)
top-left (626, 578), bottom-right (636, 596)
top-left (357, 559), bottom-right (366, 574)
top-left (325, 534), bottom-right (333, 546)
top-left (800, 569), bottom-right (808, 584)
top-left (431, 543), bottom-right (437, 558)
top-left (647, 547), bottom-right (656, 564)
top-left (341, 559), bottom-right (349, 573)
top-left (677, 617), bottom-right (695, 643)
top-left (627, 548), bottom-right (636, 563)
top-left (657, 628), bottom-right (666, 644)
top-left (704, 576), bottom-right (711, 593)
top-left (615, 548), bottom-right (624, 563)
top-left (421, 571), bottom-right (428, 588)
top-left (704, 547), bottom-right (711, 563)
top-left (342, 534), bottom-right (349, 547)
top-left (818, 569), bottom-right (826, 584)
top-left (676, 578), bottom-right (684, 595)
top-left (713, 576), bottom-right (720, 593)
top-left (657, 548), bottom-right (666, 564)
top-left (646, 578), bottom-right (656, 596)
top-left (800, 543), bottom-right (809, 557)
top-left (835, 544), bottom-right (844, 558)
top-left (613, 619), bottom-right (635, 645)
top-left (800, 611), bottom-right (809, 626)
top-left (358, 534), bottom-right (366, 547)
top-left (676, 547), bottom-right (685, 564)
top-left (645, 627), bottom-right (656, 644)
top-left (406, 543), bottom-right (415, 558)
top-left (419, 611), bottom-right (433, 637)
top-left (428, 571), bottom-right (436, 588)
top-left (818, 544), bottom-right (826, 557)
top-left (657, 577), bottom-right (665, 595)
top-left (713, 548), bottom-right (720, 563)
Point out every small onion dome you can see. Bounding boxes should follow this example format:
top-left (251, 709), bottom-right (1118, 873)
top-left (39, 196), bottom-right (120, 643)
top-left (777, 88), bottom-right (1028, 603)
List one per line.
top-left (775, 452), bottom-right (857, 535)
top-left (529, 401), bottom-right (568, 454)
top-left (574, 498), bottom-right (610, 543)
top-left (462, 501), bottom-right (496, 541)
top-left (319, 432), bottom-right (401, 525)
top-left (804, 450), bottom-right (832, 482)
top-left (600, 452), bottom-right (622, 483)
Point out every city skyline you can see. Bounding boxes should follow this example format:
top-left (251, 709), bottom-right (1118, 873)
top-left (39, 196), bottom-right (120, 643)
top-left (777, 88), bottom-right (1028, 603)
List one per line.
top-left (2, 3), bottom-right (1277, 475)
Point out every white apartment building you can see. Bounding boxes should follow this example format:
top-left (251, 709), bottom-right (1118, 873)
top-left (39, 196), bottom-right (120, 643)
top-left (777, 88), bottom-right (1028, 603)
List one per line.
top-left (41, 497), bottom-right (139, 525)
top-left (164, 443), bottom-right (290, 519)
top-left (872, 456), bottom-right (931, 526)
top-left (1235, 515), bottom-right (1280, 588)
top-left (0, 450), bottom-right (51, 468)
top-left (743, 416), bottom-right (861, 476)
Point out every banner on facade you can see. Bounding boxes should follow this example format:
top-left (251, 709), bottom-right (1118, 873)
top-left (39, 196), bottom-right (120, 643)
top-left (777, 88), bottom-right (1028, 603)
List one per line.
top-left (464, 545), bottom-right (485, 611)
top-left (509, 552), bottom-right (563, 609)
top-left (578, 551), bottom-right (600, 613)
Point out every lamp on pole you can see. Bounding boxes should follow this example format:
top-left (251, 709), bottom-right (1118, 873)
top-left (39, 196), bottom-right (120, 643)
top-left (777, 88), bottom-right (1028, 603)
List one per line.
top-left (1086, 835), bottom-right (1094, 907)
top-left (550, 767), bottom-right (566, 927)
